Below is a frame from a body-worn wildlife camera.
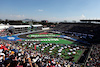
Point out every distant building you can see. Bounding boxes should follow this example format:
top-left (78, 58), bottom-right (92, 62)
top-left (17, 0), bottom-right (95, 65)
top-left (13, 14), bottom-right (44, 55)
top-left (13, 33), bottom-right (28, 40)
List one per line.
top-left (41, 20), bottom-right (48, 23)
top-left (0, 24), bottom-right (43, 34)
top-left (2, 20), bottom-right (29, 25)
top-left (80, 19), bottom-right (100, 23)
top-left (12, 25), bottom-right (42, 34)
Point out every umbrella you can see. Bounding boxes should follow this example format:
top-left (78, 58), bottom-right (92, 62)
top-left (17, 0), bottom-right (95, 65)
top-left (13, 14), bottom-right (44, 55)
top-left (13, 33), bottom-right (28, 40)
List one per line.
top-left (22, 44), bottom-right (25, 46)
top-left (0, 45), bottom-right (7, 51)
top-left (45, 45), bottom-right (48, 47)
top-left (50, 43), bottom-right (52, 45)
top-left (76, 47), bottom-right (79, 50)
top-left (41, 49), bottom-right (44, 51)
top-left (61, 47), bottom-right (64, 49)
top-left (58, 53), bottom-right (61, 55)
top-left (68, 46), bottom-right (70, 48)
top-left (52, 47), bottom-right (55, 49)
top-left (49, 51), bottom-right (52, 53)
top-left (68, 52), bottom-right (71, 55)
top-left (36, 45), bottom-right (39, 47)
top-left (2, 46), bottom-right (6, 49)
top-left (57, 45), bottom-right (59, 47)
top-left (73, 48), bottom-right (76, 51)
top-left (50, 48), bottom-right (52, 50)
top-left (58, 50), bottom-right (62, 52)
top-left (39, 44), bottom-right (41, 46)
top-left (30, 43), bottom-right (32, 46)
top-left (69, 49), bottom-right (73, 52)
top-left (64, 46), bottom-right (67, 48)
top-left (47, 44), bottom-right (49, 46)
top-left (72, 52), bottom-right (76, 55)
top-left (28, 45), bottom-right (31, 47)
top-left (54, 46), bottom-right (56, 47)
top-left (43, 47), bottom-right (45, 49)
top-left (24, 42), bottom-right (27, 44)
top-left (4, 48), bottom-right (8, 51)
top-left (0, 47), bottom-right (3, 49)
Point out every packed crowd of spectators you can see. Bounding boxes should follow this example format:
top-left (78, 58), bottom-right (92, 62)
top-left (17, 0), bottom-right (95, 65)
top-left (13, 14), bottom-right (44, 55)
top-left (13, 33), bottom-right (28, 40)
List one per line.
top-left (0, 29), bottom-right (7, 37)
top-left (0, 39), bottom-right (85, 67)
top-left (86, 45), bottom-right (100, 67)
top-left (0, 29), bottom-right (12, 37)
top-left (53, 23), bottom-right (100, 35)
top-left (53, 23), bottom-right (100, 43)
top-left (0, 27), bottom-right (97, 67)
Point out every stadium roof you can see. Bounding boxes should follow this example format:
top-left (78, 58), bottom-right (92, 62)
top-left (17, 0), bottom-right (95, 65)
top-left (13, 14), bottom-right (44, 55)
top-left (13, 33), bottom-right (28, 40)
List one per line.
top-left (0, 24), bottom-right (9, 30)
top-left (11, 24), bottom-right (42, 28)
top-left (32, 25), bottom-right (42, 27)
top-left (12, 25), bottom-right (30, 28)
top-left (12, 25), bottom-right (42, 28)
top-left (0, 24), bottom-right (43, 29)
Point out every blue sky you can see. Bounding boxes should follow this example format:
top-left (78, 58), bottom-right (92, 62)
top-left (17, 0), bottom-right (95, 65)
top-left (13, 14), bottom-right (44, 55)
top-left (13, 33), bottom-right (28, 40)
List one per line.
top-left (0, 0), bottom-right (100, 22)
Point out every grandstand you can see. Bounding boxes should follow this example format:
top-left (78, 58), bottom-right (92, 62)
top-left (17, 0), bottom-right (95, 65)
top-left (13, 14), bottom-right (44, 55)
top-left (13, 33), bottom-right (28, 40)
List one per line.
top-left (53, 22), bottom-right (100, 44)
top-left (0, 20), bottom-right (100, 67)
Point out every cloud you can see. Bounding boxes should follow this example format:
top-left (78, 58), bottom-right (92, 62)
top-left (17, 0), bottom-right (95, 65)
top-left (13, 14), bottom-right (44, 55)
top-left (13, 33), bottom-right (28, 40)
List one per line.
top-left (38, 9), bottom-right (44, 12)
top-left (10, 15), bottom-right (25, 18)
top-left (81, 14), bottom-right (86, 19)
top-left (9, 14), bottom-right (25, 20)
top-left (46, 16), bottom-right (85, 22)
top-left (0, 14), bottom-right (86, 22)
top-left (32, 16), bottom-right (82, 22)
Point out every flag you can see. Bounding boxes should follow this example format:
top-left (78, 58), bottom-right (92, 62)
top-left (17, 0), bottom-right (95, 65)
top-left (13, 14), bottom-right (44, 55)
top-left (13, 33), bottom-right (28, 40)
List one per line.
top-left (34, 45), bottom-right (37, 50)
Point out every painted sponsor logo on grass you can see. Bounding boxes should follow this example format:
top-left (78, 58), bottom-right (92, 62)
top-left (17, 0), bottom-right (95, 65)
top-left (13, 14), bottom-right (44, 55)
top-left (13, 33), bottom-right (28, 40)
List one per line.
top-left (28, 34), bottom-right (60, 37)
top-left (24, 38), bottom-right (59, 41)
top-left (7, 37), bottom-right (15, 40)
